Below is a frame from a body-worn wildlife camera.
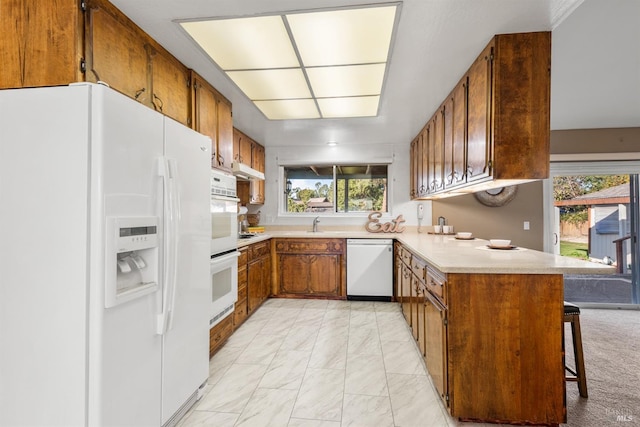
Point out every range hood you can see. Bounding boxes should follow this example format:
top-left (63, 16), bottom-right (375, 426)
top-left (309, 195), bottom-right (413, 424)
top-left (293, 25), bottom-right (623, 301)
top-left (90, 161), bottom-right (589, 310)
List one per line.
top-left (231, 162), bottom-right (265, 181)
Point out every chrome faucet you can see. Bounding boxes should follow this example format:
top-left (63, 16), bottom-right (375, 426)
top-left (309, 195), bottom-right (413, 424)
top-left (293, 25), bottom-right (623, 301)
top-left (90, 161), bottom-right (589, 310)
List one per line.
top-left (312, 216), bottom-right (320, 232)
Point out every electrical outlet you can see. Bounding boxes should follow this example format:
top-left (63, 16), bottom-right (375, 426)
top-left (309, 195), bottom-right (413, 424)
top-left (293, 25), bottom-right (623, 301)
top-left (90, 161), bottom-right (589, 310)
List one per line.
top-left (523, 221), bottom-right (530, 230)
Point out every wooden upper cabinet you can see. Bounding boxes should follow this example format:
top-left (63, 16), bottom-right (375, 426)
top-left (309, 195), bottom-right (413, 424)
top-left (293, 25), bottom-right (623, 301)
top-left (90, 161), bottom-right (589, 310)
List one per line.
top-left (233, 128), bottom-right (252, 165)
top-left (466, 40), bottom-right (493, 183)
top-left (443, 80), bottom-right (466, 187)
top-left (0, 0), bottom-right (83, 88)
top-left (217, 98), bottom-right (233, 170)
top-left (191, 73), bottom-right (219, 167)
top-left (492, 32), bottom-right (551, 180)
top-left (149, 48), bottom-right (191, 126)
top-left (432, 111), bottom-right (445, 192)
top-left (410, 31), bottom-right (550, 198)
top-left (191, 71), bottom-right (233, 170)
top-left (85, 0), bottom-right (150, 104)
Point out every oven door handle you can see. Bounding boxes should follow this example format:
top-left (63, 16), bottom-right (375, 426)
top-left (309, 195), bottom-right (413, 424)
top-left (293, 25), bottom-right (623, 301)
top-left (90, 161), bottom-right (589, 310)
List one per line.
top-left (211, 194), bottom-right (240, 203)
top-left (211, 251), bottom-right (240, 268)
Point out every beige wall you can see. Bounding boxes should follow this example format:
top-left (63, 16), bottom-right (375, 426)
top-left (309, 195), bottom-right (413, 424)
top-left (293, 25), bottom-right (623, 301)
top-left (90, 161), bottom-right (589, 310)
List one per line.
top-left (432, 181), bottom-right (544, 250)
top-left (551, 127), bottom-right (640, 154)
top-left (431, 127), bottom-right (640, 251)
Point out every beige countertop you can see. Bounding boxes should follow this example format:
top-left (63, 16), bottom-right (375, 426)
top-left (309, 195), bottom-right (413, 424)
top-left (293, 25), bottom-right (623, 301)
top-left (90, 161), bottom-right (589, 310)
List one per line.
top-left (236, 229), bottom-right (614, 275)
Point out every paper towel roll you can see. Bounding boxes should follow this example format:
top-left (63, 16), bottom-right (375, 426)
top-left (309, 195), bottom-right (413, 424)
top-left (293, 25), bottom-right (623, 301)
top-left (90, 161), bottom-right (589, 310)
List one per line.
top-left (238, 206), bottom-right (248, 215)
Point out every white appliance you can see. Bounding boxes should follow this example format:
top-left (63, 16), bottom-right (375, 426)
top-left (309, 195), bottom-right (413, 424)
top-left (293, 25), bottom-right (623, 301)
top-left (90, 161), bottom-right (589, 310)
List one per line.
top-left (0, 83), bottom-right (210, 427)
top-left (209, 168), bottom-right (240, 327)
top-left (210, 168), bottom-right (240, 254)
top-left (347, 239), bottom-right (394, 301)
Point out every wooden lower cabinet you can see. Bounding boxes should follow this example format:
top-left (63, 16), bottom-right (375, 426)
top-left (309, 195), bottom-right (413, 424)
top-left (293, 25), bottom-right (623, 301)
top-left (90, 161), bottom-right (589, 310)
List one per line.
top-left (423, 288), bottom-right (447, 402)
top-left (248, 240), bottom-right (271, 314)
top-left (234, 247), bottom-right (249, 328)
top-left (395, 243), bottom-right (565, 425)
top-left (274, 239), bottom-right (345, 297)
top-left (209, 314), bottom-right (233, 358)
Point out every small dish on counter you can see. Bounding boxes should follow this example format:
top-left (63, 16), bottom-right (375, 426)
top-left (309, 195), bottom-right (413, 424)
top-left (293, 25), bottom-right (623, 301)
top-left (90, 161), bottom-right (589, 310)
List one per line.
top-left (486, 244), bottom-right (517, 250)
top-left (455, 232), bottom-right (474, 240)
top-left (489, 239), bottom-right (511, 247)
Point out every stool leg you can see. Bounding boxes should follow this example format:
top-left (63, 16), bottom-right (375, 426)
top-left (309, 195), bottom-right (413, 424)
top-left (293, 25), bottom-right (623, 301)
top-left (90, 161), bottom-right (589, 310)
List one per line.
top-left (571, 315), bottom-right (588, 398)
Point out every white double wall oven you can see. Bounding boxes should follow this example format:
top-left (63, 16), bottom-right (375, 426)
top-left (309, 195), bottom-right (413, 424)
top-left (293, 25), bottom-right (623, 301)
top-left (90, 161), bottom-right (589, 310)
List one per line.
top-left (210, 168), bottom-right (240, 327)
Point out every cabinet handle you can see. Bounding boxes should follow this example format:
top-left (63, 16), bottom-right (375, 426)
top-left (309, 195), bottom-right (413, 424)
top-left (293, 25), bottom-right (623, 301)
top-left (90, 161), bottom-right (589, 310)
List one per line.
top-left (134, 88), bottom-right (146, 100)
top-left (152, 94), bottom-right (164, 112)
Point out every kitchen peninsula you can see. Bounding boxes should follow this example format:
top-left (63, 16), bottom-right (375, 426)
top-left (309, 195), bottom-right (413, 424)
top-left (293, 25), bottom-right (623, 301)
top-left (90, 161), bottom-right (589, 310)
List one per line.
top-left (234, 230), bottom-right (611, 425)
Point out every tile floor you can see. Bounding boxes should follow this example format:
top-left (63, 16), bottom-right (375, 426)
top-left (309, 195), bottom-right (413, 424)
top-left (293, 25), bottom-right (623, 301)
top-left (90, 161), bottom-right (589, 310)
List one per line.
top-left (177, 298), bottom-right (495, 427)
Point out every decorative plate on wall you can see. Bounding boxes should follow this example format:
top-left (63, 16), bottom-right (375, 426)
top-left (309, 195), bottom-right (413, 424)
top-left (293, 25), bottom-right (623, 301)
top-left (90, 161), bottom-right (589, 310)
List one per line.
top-left (474, 185), bottom-right (518, 207)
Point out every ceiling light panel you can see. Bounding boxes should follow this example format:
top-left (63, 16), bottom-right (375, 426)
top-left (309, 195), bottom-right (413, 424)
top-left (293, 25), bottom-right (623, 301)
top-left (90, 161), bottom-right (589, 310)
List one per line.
top-left (227, 69), bottom-right (311, 100)
top-left (307, 64), bottom-right (386, 98)
top-left (254, 99), bottom-right (320, 120)
top-left (286, 6), bottom-right (397, 67)
top-left (181, 16), bottom-right (299, 70)
top-left (318, 96), bottom-right (380, 118)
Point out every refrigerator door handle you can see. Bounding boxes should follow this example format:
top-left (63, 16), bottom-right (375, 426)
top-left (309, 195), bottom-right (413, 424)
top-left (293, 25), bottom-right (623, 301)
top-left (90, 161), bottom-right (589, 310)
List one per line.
top-left (166, 158), bottom-right (180, 332)
top-left (157, 156), bottom-right (178, 335)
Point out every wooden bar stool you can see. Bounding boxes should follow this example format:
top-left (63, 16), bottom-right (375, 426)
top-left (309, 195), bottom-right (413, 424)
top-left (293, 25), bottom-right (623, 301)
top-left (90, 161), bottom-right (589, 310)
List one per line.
top-left (564, 302), bottom-right (588, 397)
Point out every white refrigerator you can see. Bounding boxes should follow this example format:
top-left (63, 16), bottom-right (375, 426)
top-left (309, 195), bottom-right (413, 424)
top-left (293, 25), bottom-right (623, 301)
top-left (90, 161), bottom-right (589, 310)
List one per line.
top-left (0, 83), bottom-right (210, 426)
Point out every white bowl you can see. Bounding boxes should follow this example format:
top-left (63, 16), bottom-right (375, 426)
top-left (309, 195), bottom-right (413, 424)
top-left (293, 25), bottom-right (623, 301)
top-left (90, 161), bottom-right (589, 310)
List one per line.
top-left (456, 232), bottom-right (473, 239)
top-left (490, 239), bottom-right (511, 247)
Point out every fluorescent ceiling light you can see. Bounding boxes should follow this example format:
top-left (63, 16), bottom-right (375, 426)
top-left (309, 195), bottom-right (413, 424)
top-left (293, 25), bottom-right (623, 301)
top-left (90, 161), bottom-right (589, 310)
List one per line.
top-left (227, 69), bottom-right (311, 100)
top-left (254, 99), bottom-right (320, 120)
top-left (318, 96), bottom-right (380, 118)
top-left (180, 4), bottom-right (398, 120)
top-left (306, 64), bottom-right (386, 98)
top-left (181, 16), bottom-right (299, 70)
top-left (286, 6), bottom-right (397, 66)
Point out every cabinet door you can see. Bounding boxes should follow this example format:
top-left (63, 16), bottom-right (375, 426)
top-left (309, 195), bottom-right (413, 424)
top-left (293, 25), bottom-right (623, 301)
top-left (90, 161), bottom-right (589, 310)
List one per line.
top-left (466, 42), bottom-right (493, 183)
top-left (401, 264), bottom-right (412, 324)
top-left (424, 291), bottom-right (447, 402)
top-left (85, 1), bottom-right (149, 104)
top-left (1, 0), bottom-right (82, 88)
top-left (217, 98), bottom-right (233, 170)
top-left (248, 258), bottom-right (263, 314)
top-left (192, 75), bottom-right (218, 167)
top-left (308, 255), bottom-right (340, 295)
top-left (250, 142), bottom-right (265, 204)
top-left (261, 254), bottom-right (271, 302)
top-left (421, 125), bottom-right (432, 195)
top-left (409, 137), bottom-right (418, 199)
top-left (432, 111), bottom-right (445, 192)
top-left (443, 81), bottom-right (467, 188)
top-left (411, 134), bottom-right (427, 199)
top-left (150, 48), bottom-right (190, 126)
top-left (410, 273), bottom-right (421, 342)
top-left (278, 254), bottom-right (310, 294)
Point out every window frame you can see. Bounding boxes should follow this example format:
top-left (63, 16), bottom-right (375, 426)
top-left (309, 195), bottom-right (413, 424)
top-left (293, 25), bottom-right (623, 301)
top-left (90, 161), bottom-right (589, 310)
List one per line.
top-left (277, 162), bottom-right (394, 218)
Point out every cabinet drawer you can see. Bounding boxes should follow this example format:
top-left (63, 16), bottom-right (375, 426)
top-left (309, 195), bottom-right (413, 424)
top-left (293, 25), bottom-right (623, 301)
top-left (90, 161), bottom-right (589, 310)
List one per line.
top-left (238, 247), bottom-right (248, 264)
top-left (426, 266), bottom-right (446, 304)
top-left (401, 246), bottom-right (412, 266)
top-left (249, 241), bottom-right (270, 258)
top-left (411, 256), bottom-right (426, 280)
top-left (275, 238), bottom-right (344, 254)
top-left (234, 299), bottom-right (248, 327)
top-left (238, 267), bottom-right (247, 284)
top-left (209, 314), bottom-right (233, 357)
top-left (237, 283), bottom-right (247, 302)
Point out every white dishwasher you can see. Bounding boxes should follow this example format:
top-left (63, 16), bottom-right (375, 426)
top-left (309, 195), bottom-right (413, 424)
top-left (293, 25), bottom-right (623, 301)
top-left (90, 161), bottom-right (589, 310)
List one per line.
top-left (346, 239), bottom-right (394, 301)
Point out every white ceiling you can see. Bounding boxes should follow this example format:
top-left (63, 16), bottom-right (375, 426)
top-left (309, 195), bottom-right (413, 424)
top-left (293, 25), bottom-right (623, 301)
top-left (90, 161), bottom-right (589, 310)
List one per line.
top-left (111, 0), bottom-right (640, 147)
